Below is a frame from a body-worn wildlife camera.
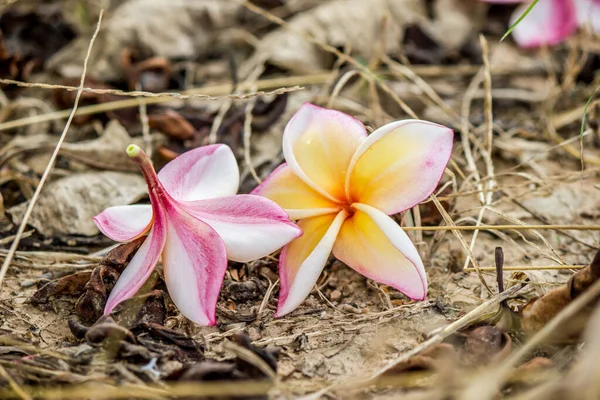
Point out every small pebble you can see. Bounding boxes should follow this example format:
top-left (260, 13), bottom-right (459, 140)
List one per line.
top-left (330, 290), bottom-right (342, 301)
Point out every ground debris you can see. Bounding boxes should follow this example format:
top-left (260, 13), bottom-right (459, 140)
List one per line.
top-left (3, 0), bottom-right (600, 398)
top-left (521, 250), bottom-right (600, 340)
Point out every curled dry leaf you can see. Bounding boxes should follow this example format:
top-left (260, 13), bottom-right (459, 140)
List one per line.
top-left (137, 323), bottom-right (204, 363)
top-left (48, 0), bottom-right (242, 81)
top-left (167, 332), bottom-right (278, 394)
top-left (121, 50), bottom-right (172, 92)
top-left (76, 238), bottom-right (145, 323)
top-left (60, 120), bottom-right (163, 171)
top-left (7, 171), bottom-right (148, 237)
top-left (30, 271), bottom-right (93, 307)
top-left (110, 289), bottom-right (167, 328)
top-left (462, 325), bottom-right (512, 365)
top-left (60, 120), bottom-right (162, 171)
top-left (148, 109), bottom-right (196, 141)
top-left (85, 320), bottom-right (138, 347)
top-left (521, 250), bottom-right (600, 339)
top-left (1, 120), bottom-right (161, 173)
top-left (222, 278), bottom-right (266, 303)
top-left (70, 316), bottom-right (203, 364)
top-left (242, 0), bottom-right (427, 75)
top-left (141, 322), bottom-right (202, 352)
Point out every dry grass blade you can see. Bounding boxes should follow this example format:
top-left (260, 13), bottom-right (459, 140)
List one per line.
top-left (465, 265), bottom-right (585, 271)
top-left (402, 224), bottom-right (600, 231)
top-left (0, 77), bottom-right (302, 102)
top-left (430, 195), bottom-right (494, 295)
top-left (0, 11), bottom-right (104, 291)
top-left (461, 35), bottom-right (497, 276)
top-left (136, 83), bottom-right (152, 157)
top-left (0, 364), bottom-right (31, 400)
top-left (0, 381), bottom-right (273, 400)
top-left (0, 82), bottom-right (303, 132)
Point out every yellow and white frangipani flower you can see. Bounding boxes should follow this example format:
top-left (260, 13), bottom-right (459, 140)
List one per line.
top-left (252, 103), bottom-right (454, 316)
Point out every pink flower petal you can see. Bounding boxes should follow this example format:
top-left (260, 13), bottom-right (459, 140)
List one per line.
top-left (276, 210), bottom-right (348, 317)
top-left (251, 163), bottom-right (342, 220)
top-left (161, 204), bottom-right (228, 326)
top-left (158, 144), bottom-right (239, 202)
top-left (333, 203), bottom-right (427, 300)
top-left (576, 0), bottom-right (600, 32)
top-left (509, 0), bottom-right (577, 48)
top-left (180, 195), bottom-right (302, 262)
top-left (104, 206), bottom-right (167, 315)
top-left (346, 120), bottom-right (453, 215)
top-left (282, 103), bottom-right (367, 202)
top-left (93, 205), bottom-right (153, 242)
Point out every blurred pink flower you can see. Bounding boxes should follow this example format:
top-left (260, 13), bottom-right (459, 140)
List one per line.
top-left (484, 0), bottom-right (600, 48)
top-left (94, 144), bottom-right (301, 326)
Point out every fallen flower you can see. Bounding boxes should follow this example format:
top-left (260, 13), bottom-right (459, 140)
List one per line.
top-left (94, 144), bottom-right (301, 325)
top-left (252, 103), bottom-right (453, 316)
top-left (483, 0), bottom-right (600, 48)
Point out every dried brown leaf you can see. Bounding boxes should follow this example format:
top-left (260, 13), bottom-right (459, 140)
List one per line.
top-left (7, 171), bottom-right (147, 236)
top-left (30, 271), bottom-right (93, 307)
top-left (243, 0), bottom-right (427, 74)
top-left (149, 109), bottom-right (195, 140)
top-left (2, 120), bottom-right (161, 172)
top-left (76, 238), bottom-right (145, 323)
top-left (521, 251), bottom-right (600, 338)
top-left (48, 0), bottom-right (242, 81)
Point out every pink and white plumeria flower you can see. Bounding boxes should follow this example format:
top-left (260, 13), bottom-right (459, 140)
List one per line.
top-left (252, 103), bottom-right (453, 316)
top-left (94, 144), bottom-right (301, 326)
top-left (484, 0), bottom-right (600, 48)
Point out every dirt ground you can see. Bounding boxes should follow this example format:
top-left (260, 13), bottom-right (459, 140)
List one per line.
top-left (1, 0), bottom-right (600, 399)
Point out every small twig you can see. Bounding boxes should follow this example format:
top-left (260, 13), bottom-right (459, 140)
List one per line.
top-left (0, 77), bottom-right (302, 102)
top-left (495, 247), bottom-right (504, 293)
top-left (0, 11), bottom-right (104, 291)
top-left (402, 224), bottom-right (600, 231)
top-left (495, 247), bottom-right (508, 309)
top-left (465, 265), bottom-right (585, 272)
top-left (207, 100), bottom-right (232, 145)
top-left (480, 35), bottom-right (494, 165)
top-left (136, 83), bottom-right (152, 157)
top-left (0, 83), bottom-right (302, 133)
top-left (430, 195), bottom-right (494, 295)
top-left (257, 278), bottom-right (278, 317)
top-left (243, 88), bottom-right (262, 184)
top-left (327, 69), bottom-right (361, 108)
top-left (462, 36), bottom-right (497, 273)
top-left (0, 230), bottom-right (33, 245)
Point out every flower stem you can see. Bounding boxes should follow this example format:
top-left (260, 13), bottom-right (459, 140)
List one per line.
top-left (127, 144), bottom-right (162, 190)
